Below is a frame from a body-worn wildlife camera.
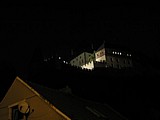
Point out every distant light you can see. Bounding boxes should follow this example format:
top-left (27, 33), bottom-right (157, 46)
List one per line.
top-left (115, 52), bottom-right (117, 54)
top-left (63, 61), bottom-right (66, 63)
top-left (66, 62), bottom-right (68, 64)
top-left (59, 57), bottom-right (61, 59)
top-left (127, 54), bottom-right (129, 56)
top-left (112, 51), bottom-right (115, 54)
top-left (130, 54), bottom-right (132, 56)
top-left (120, 52), bottom-right (122, 55)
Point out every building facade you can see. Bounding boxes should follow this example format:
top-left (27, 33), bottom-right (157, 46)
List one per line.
top-left (70, 42), bottom-right (133, 70)
top-left (70, 52), bottom-right (95, 70)
top-left (95, 44), bottom-right (132, 69)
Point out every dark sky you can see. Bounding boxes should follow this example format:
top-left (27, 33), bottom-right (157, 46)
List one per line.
top-left (0, 3), bottom-right (160, 72)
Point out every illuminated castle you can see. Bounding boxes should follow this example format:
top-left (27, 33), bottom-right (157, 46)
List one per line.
top-left (70, 42), bottom-right (133, 70)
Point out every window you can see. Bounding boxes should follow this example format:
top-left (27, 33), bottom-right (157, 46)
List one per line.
top-left (96, 53), bottom-right (99, 57)
top-left (88, 58), bottom-right (91, 62)
top-left (8, 101), bottom-right (31, 120)
top-left (128, 60), bottom-right (130, 64)
top-left (117, 64), bottom-right (120, 69)
top-left (116, 59), bottom-right (119, 63)
top-left (9, 101), bottom-right (31, 120)
top-left (110, 58), bottom-right (113, 62)
top-left (11, 105), bottom-right (24, 120)
top-left (100, 51), bottom-right (104, 56)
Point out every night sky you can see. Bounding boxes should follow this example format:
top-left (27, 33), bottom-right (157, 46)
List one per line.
top-left (0, 3), bottom-right (160, 73)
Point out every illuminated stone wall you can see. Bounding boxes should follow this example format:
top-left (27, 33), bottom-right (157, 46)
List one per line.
top-left (81, 61), bottom-right (94, 70)
top-left (95, 48), bottom-right (106, 62)
top-left (70, 52), bottom-right (94, 69)
top-left (70, 44), bottom-right (132, 70)
top-left (95, 47), bottom-right (132, 69)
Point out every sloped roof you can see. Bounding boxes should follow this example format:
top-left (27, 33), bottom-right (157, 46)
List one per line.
top-left (96, 42), bottom-right (132, 53)
top-left (96, 42), bottom-right (105, 51)
top-left (26, 80), bottom-right (128, 120)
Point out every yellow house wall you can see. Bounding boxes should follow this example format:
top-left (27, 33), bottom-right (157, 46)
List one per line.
top-left (0, 77), bottom-right (70, 120)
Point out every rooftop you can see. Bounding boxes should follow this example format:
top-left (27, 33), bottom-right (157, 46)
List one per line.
top-left (25, 80), bottom-right (128, 120)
